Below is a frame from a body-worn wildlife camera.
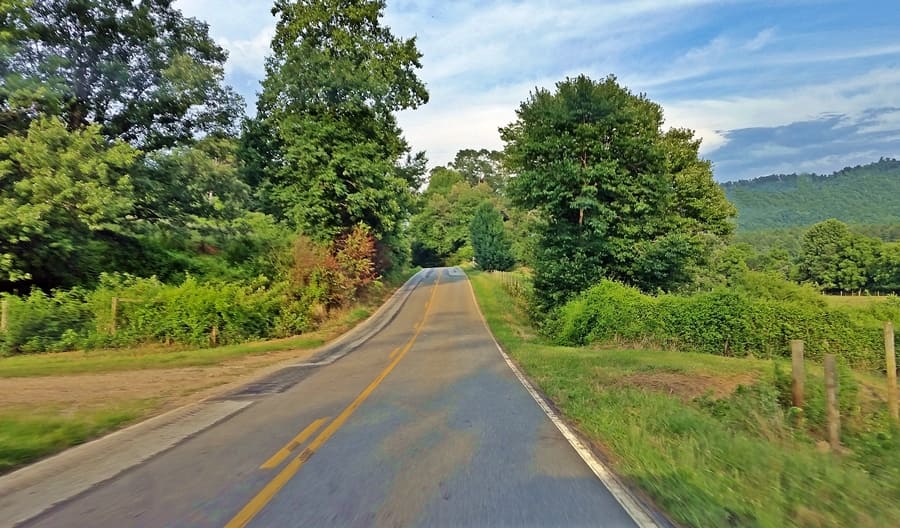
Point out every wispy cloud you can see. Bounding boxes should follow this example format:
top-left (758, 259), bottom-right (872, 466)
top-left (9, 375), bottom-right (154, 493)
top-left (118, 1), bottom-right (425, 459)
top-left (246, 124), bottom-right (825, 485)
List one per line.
top-left (176, 0), bottom-right (900, 180)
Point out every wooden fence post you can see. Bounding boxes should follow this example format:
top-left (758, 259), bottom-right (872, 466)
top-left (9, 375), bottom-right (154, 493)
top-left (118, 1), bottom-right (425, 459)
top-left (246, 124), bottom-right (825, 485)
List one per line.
top-left (110, 296), bottom-right (118, 335)
top-left (824, 354), bottom-right (840, 450)
top-left (790, 340), bottom-right (805, 408)
top-left (0, 299), bottom-right (7, 333)
top-left (886, 321), bottom-right (898, 421)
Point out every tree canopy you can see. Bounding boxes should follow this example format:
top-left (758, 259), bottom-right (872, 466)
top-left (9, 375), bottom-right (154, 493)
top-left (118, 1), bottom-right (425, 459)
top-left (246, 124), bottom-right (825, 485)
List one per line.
top-left (449, 148), bottom-right (507, 191)
top-left (0, 118), bottom-right (138, 287)
top-left (799, 219), bottom-right (879, 292)
top-left (502, 74), bottom-right (734, 308)
top-left (257, 0), bottom-right (428, 250)
top-left (1, 0), bottom-right (243, 149)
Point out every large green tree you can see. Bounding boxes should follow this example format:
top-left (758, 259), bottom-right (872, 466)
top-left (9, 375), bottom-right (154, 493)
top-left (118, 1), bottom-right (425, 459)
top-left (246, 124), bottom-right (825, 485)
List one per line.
top-left (258, 0), bottom-right (428, 254)
top-left (502, 75), bottom-right (734, 309)
top-left (1, 0), bottom-right (242, 148)
top-left (799, 219), bottom-right (877, 291)
top-left (449, 148), bottom-right (507, 192)
top-left (874, 242), bottom-right (900, 292)
top-left (0, 118), bottom-right (138, 288)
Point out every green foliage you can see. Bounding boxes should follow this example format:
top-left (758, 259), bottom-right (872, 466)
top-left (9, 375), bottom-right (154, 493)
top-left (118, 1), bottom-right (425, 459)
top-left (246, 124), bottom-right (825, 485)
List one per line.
top-left (423, 166), bottom-right (465, 195)
top-left (448, 148), bottom-right (507, 191)
top-left (1, 0), bottom-right (242, 148)
top-left (217, 212), bottom-right (294, 280)
top-left (100, 275), bottom-right (280, 347)
top-left (0, 274), bottom-right (287, 354)
top-left (504, 206), bottom-right (541, 268)
top-left (799, 219), bottom-right (880, 292)
top-left (502, 75), bottom-right (734, 309)
top-left (549, 277), bottom-right (898, 370)
top-left (408, 177), bottom-right (494, 267)
top-left (724, 158), bottom-right (900, 231)
top-left (0, 289), bottom-right (93, 354)
top-left (258, 0), bottom-right (428, 256)
top-left (0, 118), bottom-right (138, 288)
top-left (0, 1), bottom-right (269, 292)
top-left (133, 137), bottom-right (250, 228)
top-left (874, 242), bottom-right (900, 291)
top-left (469, 201), bottom-right (514, 271)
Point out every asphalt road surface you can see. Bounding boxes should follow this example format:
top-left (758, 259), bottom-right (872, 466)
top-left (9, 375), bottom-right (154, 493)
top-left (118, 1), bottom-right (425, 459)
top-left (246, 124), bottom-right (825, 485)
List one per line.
top-left (18, 268), bottom-right (641, 528)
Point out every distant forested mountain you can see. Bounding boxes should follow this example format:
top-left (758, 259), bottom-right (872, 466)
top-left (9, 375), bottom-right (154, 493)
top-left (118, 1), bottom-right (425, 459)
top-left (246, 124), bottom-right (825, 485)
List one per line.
top-left (722, 158), bottom-right (900, 231)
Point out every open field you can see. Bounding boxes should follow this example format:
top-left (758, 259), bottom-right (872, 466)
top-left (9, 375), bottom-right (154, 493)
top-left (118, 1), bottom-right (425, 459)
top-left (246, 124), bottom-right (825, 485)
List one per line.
top-left (468, 270), bottom-right (900, 528)
top-left (824, 294), bottom-right (894, 308)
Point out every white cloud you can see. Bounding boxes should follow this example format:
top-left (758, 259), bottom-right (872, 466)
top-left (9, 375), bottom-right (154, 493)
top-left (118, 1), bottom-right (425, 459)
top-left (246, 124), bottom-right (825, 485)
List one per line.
top-left (664, 67), bottom-right (900, 155)
top-left (217, 25), bottom-right (275, 77)
top-left (171, 0), bottom-right (900, 176)
top-left (175, 0), bottom-right (275, 77)
top-left (744, 27), bottom-right (776, 51)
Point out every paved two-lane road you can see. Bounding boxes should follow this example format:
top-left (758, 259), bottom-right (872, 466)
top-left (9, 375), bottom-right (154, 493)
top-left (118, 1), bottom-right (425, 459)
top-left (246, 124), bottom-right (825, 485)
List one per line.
top-left (14, 268), bottom-right (645, 527)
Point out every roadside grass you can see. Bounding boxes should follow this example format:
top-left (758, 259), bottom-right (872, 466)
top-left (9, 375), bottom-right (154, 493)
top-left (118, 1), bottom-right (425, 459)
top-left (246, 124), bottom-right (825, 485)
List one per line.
top-left (0, 400), bottom-right (157, 474)
top-left (468, 270), bottom-right (900, 528)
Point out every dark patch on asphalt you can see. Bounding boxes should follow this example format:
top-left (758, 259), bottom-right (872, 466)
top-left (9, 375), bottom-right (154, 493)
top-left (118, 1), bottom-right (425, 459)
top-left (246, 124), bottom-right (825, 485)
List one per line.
top-left (215, 270), bottom-right (429, 401)
top-left (218, 365), bottom-right (318, 398)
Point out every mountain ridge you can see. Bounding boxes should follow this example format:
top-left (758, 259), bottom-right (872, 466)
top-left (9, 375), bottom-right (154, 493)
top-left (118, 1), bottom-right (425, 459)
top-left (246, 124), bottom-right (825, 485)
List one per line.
top-left (721, 158), bottom-right (900, 231)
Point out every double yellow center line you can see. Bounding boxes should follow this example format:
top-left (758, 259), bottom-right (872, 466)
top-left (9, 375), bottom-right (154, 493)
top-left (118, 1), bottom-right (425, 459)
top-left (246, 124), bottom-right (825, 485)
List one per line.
top-left (225, 270), bottom-right (443, 528)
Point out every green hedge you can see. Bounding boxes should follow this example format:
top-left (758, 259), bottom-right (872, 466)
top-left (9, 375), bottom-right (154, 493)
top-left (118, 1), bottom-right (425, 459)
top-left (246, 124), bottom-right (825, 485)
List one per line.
top-left (0, 274), bottom-right (297, 355)
top-left (550, 279), bottom-right (899, 370)
top-left (93, 275), bottom-right (282, 347)
top-left (0, 289), bottom-right (94, 354)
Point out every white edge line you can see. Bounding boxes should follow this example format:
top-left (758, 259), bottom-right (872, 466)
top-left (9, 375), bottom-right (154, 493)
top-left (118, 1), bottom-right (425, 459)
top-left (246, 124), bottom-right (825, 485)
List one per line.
top-left (462, 268), bottom-right (660, 528)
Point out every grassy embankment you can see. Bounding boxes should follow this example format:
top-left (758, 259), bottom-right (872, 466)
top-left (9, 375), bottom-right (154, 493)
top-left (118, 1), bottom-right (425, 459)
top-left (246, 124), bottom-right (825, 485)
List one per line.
top-left (0, 274), bottom-right (413, 474)
top-left (468, 270), bottom-right (899, 528)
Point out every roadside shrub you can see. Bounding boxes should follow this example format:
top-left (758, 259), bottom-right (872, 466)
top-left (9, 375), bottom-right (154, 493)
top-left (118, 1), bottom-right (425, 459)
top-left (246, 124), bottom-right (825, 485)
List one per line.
top-left (732, 270), bottom-right (825, 307)
top-left (550, 279), bottom-right (898, 369)
top-left (0, 227), bottom-right (386, 355)
top-left (552, 280), bottom-right (657, 345)
top-left (98, 275), bottom-right (281, 346)
top-left (0, 289), bottom-right (93, 354)
top-left (289, 225), bottom-right (378, 313)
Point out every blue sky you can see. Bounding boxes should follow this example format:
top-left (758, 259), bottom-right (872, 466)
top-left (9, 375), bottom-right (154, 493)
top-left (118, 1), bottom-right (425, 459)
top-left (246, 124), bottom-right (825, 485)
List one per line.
top-left (175, 0), bottom-right (900, 181)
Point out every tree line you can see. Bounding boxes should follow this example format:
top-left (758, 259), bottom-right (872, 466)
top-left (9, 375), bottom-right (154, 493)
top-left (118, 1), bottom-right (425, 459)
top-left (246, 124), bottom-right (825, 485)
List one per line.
top-left (1, 0), bottom-right (431, 296)
top-left (729, 219), bottom-right (900, 293)
top-left (3, 0), bottom-right (895, 352)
